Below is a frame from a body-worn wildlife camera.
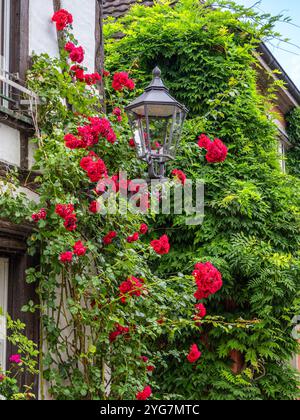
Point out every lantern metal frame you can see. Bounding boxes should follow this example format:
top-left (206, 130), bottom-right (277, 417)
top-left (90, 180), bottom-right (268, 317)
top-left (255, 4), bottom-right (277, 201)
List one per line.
top-left (125, 67), bottom-right (188, 180)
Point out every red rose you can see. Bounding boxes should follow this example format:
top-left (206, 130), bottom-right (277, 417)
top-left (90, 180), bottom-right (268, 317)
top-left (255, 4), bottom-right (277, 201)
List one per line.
top-left (119, 276), bottom-right (144, 303)
top-left (64, 42), bottom-right (75, 52)
top-left (84, 73), bottom-right (101, 85)
top-left (80, 152), bottom-right (107, 183)
top-left (172, 169), bottom-right (187, 185)
top-left (70, 65), bottom-right (85, 81)
top-left (103, 231), bottom-right (117, 246)
top-left (89, 201), bottom-right (99, 214)
top-left (9, 354), bottom-right (22, 365)
top-left (113, 107), bottom-right (122, 117)
top-left (60, 251), bottom-right (73, 264)
top-left (136, 386), bottom-right (152, 401)
top-left (205, 138), bottom-right (228, 163)
top-left (198, 134), bottom-right (212, 150)
top-left (0, 374), bottom-right (5, 382)
top-left (73, 241), bottom-right (87, 257)
top-left (127, 233), bottom-right (139, 243)
top-left (187, 344), bottom-right (201, 364)
top-left (139, 224), bottom-right (148, 235)
top-left (193, 262), bottom-right (223, 300)
top-left (64, 134), bottom-right (85, 149)
top-left (69, 46), bottom-right (85, 64)
top-left (32, 208), bottom-right (47, 223)
top-left (147, 366), bottom-right (155, 373)
top-left (194, 303), bottom-right (207, 321)
top-left (55, 204), bottom-right (74, 219)
top-left (52, 9), bottom-right (73, 31)
top-left (141, 356), bottom-right (149, 363)
top-left (64, 214), bottom-right (77, 232)
top-left (112, 72), bottom-right (135, 92)
top-left (151, 234), bottom-right (170, 255)
top-left (109, 323), bottom-right (130, 343)
top-left (129, 138), bottom-right (136, 148)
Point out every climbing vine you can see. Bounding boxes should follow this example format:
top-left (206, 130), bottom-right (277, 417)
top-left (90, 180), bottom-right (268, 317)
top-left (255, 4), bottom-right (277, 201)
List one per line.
top-left (104, 0), bottom-right (300, 400)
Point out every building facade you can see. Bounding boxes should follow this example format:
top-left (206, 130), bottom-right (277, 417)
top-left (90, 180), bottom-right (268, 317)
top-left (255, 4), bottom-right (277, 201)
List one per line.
top-left (0, 0), bottom-right (299, 393)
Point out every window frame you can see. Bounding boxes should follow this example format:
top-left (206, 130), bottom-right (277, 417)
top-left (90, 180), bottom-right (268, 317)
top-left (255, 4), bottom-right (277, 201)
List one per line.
top-left (0, 257), bottom-right (8, 372)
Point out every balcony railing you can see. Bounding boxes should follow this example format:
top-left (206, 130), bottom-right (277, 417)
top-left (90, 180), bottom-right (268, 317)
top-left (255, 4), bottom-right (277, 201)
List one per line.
top-left (0, 69), bottom-right (39, 126)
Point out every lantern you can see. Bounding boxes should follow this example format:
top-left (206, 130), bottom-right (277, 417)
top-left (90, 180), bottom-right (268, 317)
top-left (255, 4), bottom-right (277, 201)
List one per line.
top-left (125, 67), bottom-right (188, 179)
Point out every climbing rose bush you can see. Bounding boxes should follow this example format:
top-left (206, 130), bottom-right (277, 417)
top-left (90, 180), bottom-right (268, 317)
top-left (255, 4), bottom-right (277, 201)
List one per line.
top-left (19, 8), bottom-right (227, 400)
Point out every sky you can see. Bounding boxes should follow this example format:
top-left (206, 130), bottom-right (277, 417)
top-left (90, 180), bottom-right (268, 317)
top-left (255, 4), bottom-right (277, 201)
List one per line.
top-left (236, 0), bottom-right (300, 89)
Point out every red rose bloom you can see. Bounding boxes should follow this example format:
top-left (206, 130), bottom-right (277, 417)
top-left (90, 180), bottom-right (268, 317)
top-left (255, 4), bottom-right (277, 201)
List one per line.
top-left (70, 65), bottom-right (85, 81)
top-left (69, 46), bottom-right (85, 64)
top-left (64, 214), bottom-right (77, 232)
top-left (80, 152), bottom-right (107, 183)
top-left (205, 138), bottom-right (228, 163)
top-left (193, 262), bottom-right (223, 300)
top-left (119, 276), bottom-right (144, 303)
top-left (60, 251), bottom-right (73, 264)
top-left (112, 72), bottom-right (135, 92)
top-left (64, 42), bottom-right (75, 52)
top-left (127, 233), bottom-right (139, 243)
top-left (0, 374), bottom-right (5, 382)
top-left (129, 138), bottom-right (136, 148)
top-left (32, 208), bottom-right (47, 222)
top-left (172, 169), bottom-right (187, 185)
top-left (195, 303), bottom-right (207, 320)
top-left (103, 231), bottom-right (117, 246)
top-left (187, 344), bottom-right (201, 364)
top-left (84, 73), bottom-right (101, 85)
top-left (52, 9), bottom-right (73, 31)
top-left (139, 224), bottom-right (148, 235)
top-left (73, 241), bottom-right (87, 257)
top-left (9, 354), bottom-right (22, 365)
top-left (151, 234), bottom-right (170, 255)
top-left (198, 134), bottom-right (212, 150)
top-left (109, 323), bottom-right (130, 343)
top-left (89, 201), bottom-right (99, 214)
top-left (136, 386), bottom-right (152, 401)
top-left (55, 204), bottom-right (74, 219)
top-left (64, 133), bottom-right (85, 149)
top-left (141, 356), bottom-right (149, 363)
top-left (147, 366), bottom-right (155, 373)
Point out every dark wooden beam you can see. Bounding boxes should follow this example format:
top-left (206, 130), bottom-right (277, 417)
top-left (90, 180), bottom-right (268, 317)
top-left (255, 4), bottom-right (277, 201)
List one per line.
top-left (95, 0), bottom-right (106, 111)
top-left (10, 0), bottom-right (30, 81)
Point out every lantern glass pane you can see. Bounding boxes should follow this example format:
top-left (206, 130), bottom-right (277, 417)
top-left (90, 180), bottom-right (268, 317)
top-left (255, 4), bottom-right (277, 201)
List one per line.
top-left (166, 107), bottom-right (186, 159)
top-left (146, 116), bottom-right (172, 161)
top-left (128, 111), bottom-right (149, 160)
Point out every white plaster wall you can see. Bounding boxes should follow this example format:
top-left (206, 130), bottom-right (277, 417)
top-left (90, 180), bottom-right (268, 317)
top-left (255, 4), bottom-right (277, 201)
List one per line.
top-left (28, 141), bottom-right (38, 170)
top-left (0, 124), bottom-right (20, 166)
top-left (62, 0), bottom-right (96, 72)
top-left (17, 187), bottom-right (40, 204)
top-left (29, 0), bottom-right (96, 72)
top-left (29, 0), bottom-right (59, 58)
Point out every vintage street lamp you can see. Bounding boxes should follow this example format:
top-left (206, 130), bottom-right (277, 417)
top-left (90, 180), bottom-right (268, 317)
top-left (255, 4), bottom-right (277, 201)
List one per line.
top-left (125, 67), bottom-right (188, 180)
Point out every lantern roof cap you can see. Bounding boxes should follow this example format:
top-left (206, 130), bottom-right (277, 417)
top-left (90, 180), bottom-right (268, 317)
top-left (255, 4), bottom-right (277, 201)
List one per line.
top-left (125, 67), bottom-right (188, 113)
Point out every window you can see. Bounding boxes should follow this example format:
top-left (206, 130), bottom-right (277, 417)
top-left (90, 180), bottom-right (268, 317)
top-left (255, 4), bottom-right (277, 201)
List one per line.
top-left (278, 139), bottom-right (286, 173)
top-left (0, 258), bottom-right (8, 372)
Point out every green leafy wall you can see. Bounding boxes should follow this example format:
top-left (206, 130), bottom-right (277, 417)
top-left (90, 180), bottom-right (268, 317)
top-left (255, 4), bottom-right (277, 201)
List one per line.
top-left (104, 0), bottom-right (300, 400)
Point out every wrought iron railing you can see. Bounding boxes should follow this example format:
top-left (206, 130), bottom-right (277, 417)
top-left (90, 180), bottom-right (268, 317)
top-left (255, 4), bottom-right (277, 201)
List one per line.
top-left (0, 69), bottom-right (38, 124)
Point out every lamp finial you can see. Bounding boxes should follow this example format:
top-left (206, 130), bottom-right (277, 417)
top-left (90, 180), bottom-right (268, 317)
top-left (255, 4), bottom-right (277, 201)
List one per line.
top-left (153, 66), bottom-right (161, 78)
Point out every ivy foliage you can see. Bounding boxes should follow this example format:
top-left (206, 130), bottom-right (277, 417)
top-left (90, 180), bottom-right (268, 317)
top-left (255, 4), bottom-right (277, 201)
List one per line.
top-left (105, 0), bottom-right (300, 400)
top-left (286, 107), bottom-right (300, 177)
